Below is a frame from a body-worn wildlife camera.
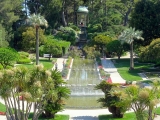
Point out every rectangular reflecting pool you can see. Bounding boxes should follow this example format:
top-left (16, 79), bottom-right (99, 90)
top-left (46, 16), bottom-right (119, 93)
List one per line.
top-left (65, 58), bottom-right (104, 109)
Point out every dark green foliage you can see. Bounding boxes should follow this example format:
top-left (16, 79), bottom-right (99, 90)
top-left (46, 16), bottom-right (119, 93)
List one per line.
top-left (88, 24), bottom-right (103, 33)
top-left (92, 34), bottom-right (112, 55)
top-left (68, 23), bottom-right (80, 31)
top-left (13, 25), bottom-right (28, 50)
top-left (138, 38), bottom-right (160, 64)
top-left (96, 57), bottom-right (102, 66)
top-left (54, 26), bottom-right (77, 45)
top-left (107, 40), bottom-right (129, 59)
top-left (130, 0), bottom-right (160, 45)
top-left (0, 0), bottom-right (22, 43)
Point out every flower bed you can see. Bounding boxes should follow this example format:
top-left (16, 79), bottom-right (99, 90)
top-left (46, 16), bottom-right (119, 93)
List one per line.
top-left (99, 67), bottom-right (110, 80)
top-left (0, 112), bottom-right (6, 115)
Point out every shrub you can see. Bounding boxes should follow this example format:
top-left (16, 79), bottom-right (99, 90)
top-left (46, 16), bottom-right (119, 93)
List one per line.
top-left (95, 81), bottom-right (130, 118)
top-left (17, 51), bottom-right (31, 64)
top-left (19, 51), bottom-right (29, 57)
top-left (17, 58), bottom-right (31, 64)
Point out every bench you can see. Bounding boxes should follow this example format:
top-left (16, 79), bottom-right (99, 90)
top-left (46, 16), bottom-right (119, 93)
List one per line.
top-left (43, 54), bottom-right (52, 58)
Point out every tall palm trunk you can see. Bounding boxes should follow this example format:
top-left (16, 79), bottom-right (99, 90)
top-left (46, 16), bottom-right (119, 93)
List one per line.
top-left (36, 27), bottom-right (39, 65)
top-left (130, 42), bottom-right (134, 70)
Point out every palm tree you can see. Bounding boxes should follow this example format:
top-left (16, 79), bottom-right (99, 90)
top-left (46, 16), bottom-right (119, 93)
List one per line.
top-left (28, 13), bottom-right (48, 65)
top-left (118, 27), bottom-right (143, 70)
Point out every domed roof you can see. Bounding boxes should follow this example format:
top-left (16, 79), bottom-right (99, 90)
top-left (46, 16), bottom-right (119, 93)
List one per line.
top-left (77, 6), bottom-right (88, 13)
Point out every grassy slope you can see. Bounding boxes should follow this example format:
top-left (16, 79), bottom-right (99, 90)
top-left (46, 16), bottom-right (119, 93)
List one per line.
top-left (112, 58), bottom-right (153, 81)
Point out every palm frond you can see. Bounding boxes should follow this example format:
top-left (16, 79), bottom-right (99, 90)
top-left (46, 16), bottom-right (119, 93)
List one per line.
top-left (118, 27), bottom-right (143, 44)
top-left (28, 13), bottom-right (48, 28)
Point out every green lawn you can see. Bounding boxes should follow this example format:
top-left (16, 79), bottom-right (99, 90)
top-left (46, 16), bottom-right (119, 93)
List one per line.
top-left (99, 112), bottom-right (136, 120)
top-left (0, 102), bottom-right (69, 120)
top-left (99, 107), bottom-right (160, 120)
top-left (112, 58), bottom-right (153, 81)
top-left (17, 58), bottom-right (56, 70)
top-left (0, 102), bottom-right (6, 112)
top-left (28, 113), bottom-right (69, 120)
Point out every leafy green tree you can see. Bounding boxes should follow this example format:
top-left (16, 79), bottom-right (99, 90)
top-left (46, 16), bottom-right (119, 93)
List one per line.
top-left (108, 0), bottom-right (137, 26)
top-left (138, 38), bottom-right (160, 64)
top-left (43, 39), bottom-right (62, 60)
top-left (107, 40), bottom-right (128, 60)
top-left (118, 27), bottom-right (143, 70)
top-left (130, 0), bottom-right (160, 45)
top-left (28, 13), bottom-right (48, 65)
top-left (92, 34), bottom-right (112, 55)
top-left (83, 46), bottom-right (97, 59)
top-left (125, 83), bottom-right (160, 120)
top-left (22, 27), bottom-right (46, 52)
top-left (137, 46), bottom-right (149, 63)
top-left (0, 0), bottom-right (23, 43)
top-left (55, 26), bottom-right (77, 45)
top-left (27, 0), bottom-right (83, 28)
top-left (95, 81), bottom-right (130, 118)
top-left (0, 47), bottom-right (19, 69)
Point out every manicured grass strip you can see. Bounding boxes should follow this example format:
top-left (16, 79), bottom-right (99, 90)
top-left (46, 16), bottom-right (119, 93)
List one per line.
top-left (0, 102), bottom-right (6, 112)
top-left (39, 114), bottom-right (69, 120)
top-left (17, 58), bottom-right (56, 70)
top-left (112, 58), bottom-right (153, 81)
top-left (155, 106), bottom-right (160, 114)
top-left (99, 107), bottom-right (160, 120)
top-left (29, 113), bottom-right (69, 120)
top-left (99, 112), bottom-right (136, 120)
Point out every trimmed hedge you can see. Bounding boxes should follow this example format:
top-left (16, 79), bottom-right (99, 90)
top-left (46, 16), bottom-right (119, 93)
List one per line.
top-left (17, 58), bottom-right (31, 64)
